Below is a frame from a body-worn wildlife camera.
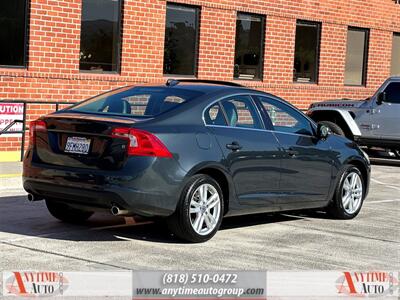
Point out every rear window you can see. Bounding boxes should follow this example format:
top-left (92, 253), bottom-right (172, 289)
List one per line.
top-left (68, 86), bottom-right (204, 117)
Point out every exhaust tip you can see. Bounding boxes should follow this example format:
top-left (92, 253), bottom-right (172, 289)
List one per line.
top-left (111, 206), bottom-right (120, 216)
top-left (27, 193), bottom-right (43, 202)
top-left (111, 205), bottom-right (132, 216)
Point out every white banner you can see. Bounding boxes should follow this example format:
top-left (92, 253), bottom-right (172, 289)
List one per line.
top-left (1, 271), bottom-right (398, 298)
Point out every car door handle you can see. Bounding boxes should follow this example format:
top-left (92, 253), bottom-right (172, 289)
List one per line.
top-left (226, 141), bottom-right (242, 151)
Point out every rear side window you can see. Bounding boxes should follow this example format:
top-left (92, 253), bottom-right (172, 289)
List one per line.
top-left (220, 96), bottom-right (263, 129)
top-left (69, 86), bottom-right (203, 117)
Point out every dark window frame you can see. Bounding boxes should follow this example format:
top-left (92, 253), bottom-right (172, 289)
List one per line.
top-left (0, 0), bottom-right (30, 68)
top-left (233, 12), bottom-right (266, 81)
top-left (391, 32), bottom-right (400, 76)
top-left (344, 26), bottom-right (370, 87)
top-left (293, 20), bottom-right (321, 84)
top-left (163, 3), bottom-right (200, 77)
top-left (79, 0), bottom-right (123, 74)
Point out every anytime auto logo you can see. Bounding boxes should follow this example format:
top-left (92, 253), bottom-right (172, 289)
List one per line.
top-left (4, 271), bottom-right (69, 297)
top-left (336, 272), bottom-right (398, 297)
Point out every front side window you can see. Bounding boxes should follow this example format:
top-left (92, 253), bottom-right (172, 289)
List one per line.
top-left (391, 33), bottom-right (400, 76)
top-left (294, 21), bottom-right (321, 83)
top-left (257, 96), bottom-right (313, 135)
top-left (0, 0), bottom-right (28, 67)
top-left (220, 96), bottom-right (263, 129)
top-left (234, 13), bottom-right (265, 80)
top-left (69, 86), bottom-right (204, 117)
top-left (79, 0), bottom-right (122, 72)
top-left (383, 82), bottom-right (400, 104)
top-left (344, 27), bottom-right (369, 86)
top-left (163, 4), bottom-right (199, 76)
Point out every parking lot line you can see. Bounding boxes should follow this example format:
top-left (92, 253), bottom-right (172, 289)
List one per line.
top-left (1, 240), bottom-right (130, 270)
top-left (0, 227), bottom-right (97, 243)
top-left (90, 221), bottom-right (154, 231)
top-left (366, 199), bottom-right (400, 204)
top-left (371, 178), bottom-right (400, 191)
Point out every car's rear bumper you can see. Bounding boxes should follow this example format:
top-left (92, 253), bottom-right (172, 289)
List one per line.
top-left (23, 159), bottom-right (186, 217)
top-left (24, 179), bottom-right (176, 217)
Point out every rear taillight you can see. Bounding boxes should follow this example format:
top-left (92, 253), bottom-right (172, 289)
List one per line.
top-left (29, 120), bottom-right (47, 145)
top-left (111, 127), bottom-right (172, 158)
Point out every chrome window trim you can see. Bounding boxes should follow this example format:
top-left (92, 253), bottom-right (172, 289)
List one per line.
top-left (205, 123), bottom-right (317, 138)
top-left (204, 123), bottom-right (269, 133)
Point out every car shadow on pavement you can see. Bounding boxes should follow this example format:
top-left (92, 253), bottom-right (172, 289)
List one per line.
top-left (0, 195), bottom-right (327, 244)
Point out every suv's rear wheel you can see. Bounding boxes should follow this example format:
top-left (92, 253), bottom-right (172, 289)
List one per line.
top-left (326, 166), bottom-right (365, 219)
top-left (46, 199), bottom-right (93, 223)
top-left (318, 121), bottom-right (345, 136)
top-left (167, 175), bottom-right (224, 243)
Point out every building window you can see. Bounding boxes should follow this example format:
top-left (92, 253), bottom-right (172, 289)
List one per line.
top-left (391, 33), bottom-right (400, 76)
top-left (163, 3), bottom-right (200, 76)
top-left (293, 21), bottom-right (321, 83)
top-left (0, 0), bottom-right (28, 67)
top-left (234, 13), bottom-right (265, 80)
top-left (344, 27), bottom-right (369, 86)
top-left (79, 0), bottom-right (122, 73)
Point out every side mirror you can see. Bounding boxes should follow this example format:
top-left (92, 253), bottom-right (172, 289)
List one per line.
top-left (377, 92), bottom-right (387, 105)
top-left (317, 124), bottom-right (331, 139)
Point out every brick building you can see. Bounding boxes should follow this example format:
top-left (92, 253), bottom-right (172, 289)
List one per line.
top-left (0, 0), bottom-right (399, 161)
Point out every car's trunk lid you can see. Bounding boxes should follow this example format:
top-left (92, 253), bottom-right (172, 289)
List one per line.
top-left (33, 112), bottom-right (150, 170)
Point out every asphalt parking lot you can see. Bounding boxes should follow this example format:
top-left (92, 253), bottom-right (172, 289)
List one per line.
top-left (0, 163), bottom-right (398, 270)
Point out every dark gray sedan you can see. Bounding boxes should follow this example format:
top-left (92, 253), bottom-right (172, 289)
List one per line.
top-left (23, 80), bottom-right (370, 242)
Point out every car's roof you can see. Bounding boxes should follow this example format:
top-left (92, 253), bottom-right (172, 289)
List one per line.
top-left (134, 81), bottom-right (247, 95)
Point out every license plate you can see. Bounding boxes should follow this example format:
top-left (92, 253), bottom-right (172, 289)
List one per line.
top-left (64, 137), bottom-right (91, 155)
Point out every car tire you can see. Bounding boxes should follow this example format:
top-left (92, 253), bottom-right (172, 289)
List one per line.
top-left (318, 121), bottom-right (345, 136)
top-left (46, 199), bottom-right (93, 223)
top-left (167, 174), bottom-right (224, 243)
top-left (325, 166), bottom-right (365, 219)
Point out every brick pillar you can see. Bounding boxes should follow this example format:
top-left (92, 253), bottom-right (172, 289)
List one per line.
top-left (120, 0), bottom-right (166, 80)
top-left (367, 29), bottom-right (393, 88)
top-left (29, 0), bottom-right (82, 74)
top-left (318, 23), bottom-right (347, 87)
top-left (263, 15), bottom-right (296, 84)
top-left (197, 7), bottom-right (236, 80)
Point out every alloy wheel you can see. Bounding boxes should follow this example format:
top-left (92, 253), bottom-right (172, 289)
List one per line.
top-left (341, 172), bottom-right (363, 214)
top-left (189, 183), bottom-right (221, 235)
